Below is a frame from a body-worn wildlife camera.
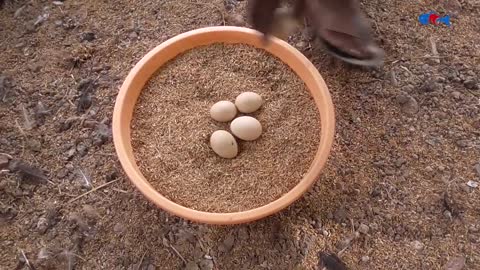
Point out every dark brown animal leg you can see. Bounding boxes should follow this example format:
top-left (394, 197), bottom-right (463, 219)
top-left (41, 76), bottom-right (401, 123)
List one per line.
top-left (248, 0), bottom-right (281, 36)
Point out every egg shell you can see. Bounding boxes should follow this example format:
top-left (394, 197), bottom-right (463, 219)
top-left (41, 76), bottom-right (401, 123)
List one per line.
top-left (235, 92), bottom-right (263, 113)
top-left (210, 101), bottom-right (237, 122)
top-left (209, 130), bottom-right (238, 159)
top-left (230, 116), bottom-right (262, 141)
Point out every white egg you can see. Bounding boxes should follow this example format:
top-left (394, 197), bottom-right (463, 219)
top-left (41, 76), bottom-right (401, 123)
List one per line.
top-left (235, 92), bottom-right (263, 113)
top-left (230, 116), bottom-right (262, 141)
top-left (210, 101), bottom-right (237, 122)
top-left (210, 130), bottom-right (238, 159)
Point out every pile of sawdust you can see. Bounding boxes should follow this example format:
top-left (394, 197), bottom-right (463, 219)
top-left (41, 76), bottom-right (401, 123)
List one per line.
top-left (131, 43), bottom-right (321, 213)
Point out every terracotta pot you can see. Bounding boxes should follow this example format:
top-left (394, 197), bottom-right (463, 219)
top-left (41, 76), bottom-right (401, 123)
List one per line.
top-left (113, 26), bottom-right (335, 225)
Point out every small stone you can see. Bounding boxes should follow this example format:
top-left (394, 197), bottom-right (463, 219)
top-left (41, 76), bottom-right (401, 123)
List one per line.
top-left (396, 94), bottom-right (419, 115)
top-left (129, 31), bottom-right (139, 40)
top-left (455, 140), bottom-right (469, 148)
top-left (468, 234), bottom-right (477, 243)
top-left (474, 163), bottom-right (480, 178)
top-left (66, 148), bottom-right (76, 160)
top-left (77, 78), bottom-right (95, 92)
top-left (56, 168), bottom-right (69, 179)
top-left (333, 208), bottom-right (347, 223)
top-left (199, 259), bottom-right (214, 270)
top-left (452, 91), bottom-right (461, 99)
top-left (395, 157), bottom-right (406, 168)
top-left (81, 32), bottom-right (96, 42)
top-left (185, 261), bottom-right (200, 270)
top-left (443, 0), bottom-right (462, 13)
top-left (27, 139), bottom-right (42, 152)
top-left (237, 227), bottom-right (249, 240)
top-left (336, 238), bottom-right (351, 250)
top-left (77, 92), bottom-right (92, 113)
top-left (113, 223), bottom-right (126, 234)
top-left (411, 240), bottom-right (424, 250)
top-left (36, 217), bottom-right (49, 234)
top-left (223, 0), bottom-right (237, 11)
top-left (296, 41), bottom-right (307, 48)
top-left (468, 225), bottom-right (479, 233)
top-left (395, 94), bottom-right (410, 104)
top-left (361, 256), bottom-right (370, 263)
top-left (226, 13), bottom-right (244, 26)
top-left (421, 80), bottom-right (442, 92)
top-left (92, 123), bottom-right (112, 146)
top-left (358, 224), bottom-right (370, 234)
top-left (82, 205), bottom-right (100, 220)
top-left (76, 143), bottom-right (88, 157)
top-left (443, 256), bottom-right (466, 270)
top-left (219, 234), bottom-right (235, 253)
top-left (464, 77), bottom-right (478, 90)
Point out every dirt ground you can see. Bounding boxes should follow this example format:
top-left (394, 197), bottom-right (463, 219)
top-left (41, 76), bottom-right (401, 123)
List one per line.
top-left (1, 0), bottom-right (479, 269)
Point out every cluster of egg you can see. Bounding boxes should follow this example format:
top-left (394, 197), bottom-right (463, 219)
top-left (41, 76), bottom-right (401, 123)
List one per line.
top-left (209, 92), bottom-right (263, 158)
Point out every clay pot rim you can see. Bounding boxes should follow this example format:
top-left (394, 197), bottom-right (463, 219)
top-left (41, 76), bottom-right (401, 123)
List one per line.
top-left (112, 26), bottom-right (335, 225)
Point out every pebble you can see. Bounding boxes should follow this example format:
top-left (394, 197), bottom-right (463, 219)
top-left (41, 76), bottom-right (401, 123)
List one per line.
top-left (92, 123), bottom-right (112, 146)
top-left (81, 32), bottom-right (96, 42)
top-left (296, 41), bottom-right (307, 49)
top-left (452, 91), bottom-right (461, 99)
top-left (336, 238), bottom-right (351, 250)
top-left (129, 31), bottom-right (139, 40)
top-left (237, 227), bottom-right (249, 240)
top-left (455, 140), bottom-right (469, 148)
top-left (199, 259), bottom-right (214, 270)
top-left (474, 163), bottom-right (480, 178)
top-left (36, 217), bottom-right (49, 234)
top-left (219, 234), bottom-right (235, 253)
top-left (421, 80), bottom-right (442, 92)
top-left (358, 224), bottom-right (370, 234)
top-left (185, 261), bottom-right (200, 270)
top-left (411, 240), bottom-right (424, 250)
top-left (82, 205), bottom-right (100, 219)
top-left (361, 256), bottom-right (370, 263)
top-left (443, 256), bottom-right (466, 270)
top-left (56, 168), bottom-right (69, 179)
top-left (464, 77), bottom-right (478, 90)
top-left (468, 225), bottom-right (479, 233)
top-left (28, 139), bottom-right (42, 152)
top-left (66, 148), bottom-right (76, 160)
top-left (396, 93), bottom-right (419, 116)
top-left (225, 13), bottom-right (244, 26)
top-left (113, 223), bottom-right (126, 234)
top-left (468, 234), bottom-right (477, 243)
top-left (443, 0), bottom-right (462, 14)
top-left (395, 157), bottom-right (406, 168)
top-left (333, 208), bottom-right (347, 223)
top-left (77, 92), bottom-right (92, 113)
top-left (443, 210), bottom-right (453, 220)
top-left (76, 143), bottom-right (88, 157)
